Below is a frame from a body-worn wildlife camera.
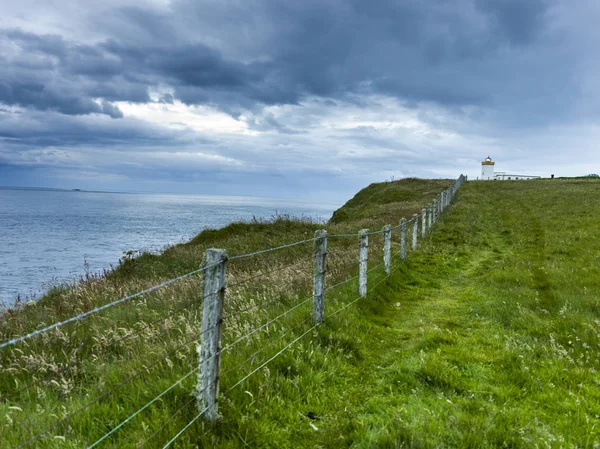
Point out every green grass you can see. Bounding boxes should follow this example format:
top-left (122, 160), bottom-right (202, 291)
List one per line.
top-left (204, 178), bottom-right (600, 448)
top-left (0, 178), bottom-right (449, 448)
top-left (330, 178), bottom-right (451, 227)
top-left (3, 177), bottom-right (600, 448)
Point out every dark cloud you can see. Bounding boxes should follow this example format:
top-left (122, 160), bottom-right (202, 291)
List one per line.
top-left (0, 30), bottom-right (141, 117)
top-left (0, 79), bottom-right (105, 116)
top-left (475, 0), bottom-right (549, 45)
top-left (0, 110), bottom-right (198, 149)
top-left (0, 0), bottom-right (559, 120)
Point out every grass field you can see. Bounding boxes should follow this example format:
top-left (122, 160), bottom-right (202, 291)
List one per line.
top-left (195, 178), bottom-right (600, 448)
top-left (2, 177), bottom-right (599, 448)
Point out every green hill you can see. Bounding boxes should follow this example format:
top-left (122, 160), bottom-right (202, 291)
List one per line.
top-left (330, 178), bottom-right (451, 227)
top-left (0, 178), bottom-right (450, 448)
top-left (3, 177), bottom-right (599, 448)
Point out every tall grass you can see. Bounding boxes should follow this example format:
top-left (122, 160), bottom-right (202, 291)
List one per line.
top-left (0, 179), bottom-right (451, 448)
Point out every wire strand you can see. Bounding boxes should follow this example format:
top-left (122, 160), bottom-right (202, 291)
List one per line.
top-left (223, 277), bottom-right (312, 320)
top-left (87, 368), bottom-right (201, 448)
top-left (221, 315), bottom-right (313, 377)
top-left (328, 232), bottom-right (361, 238)
top-left (366, 260), bottom-right (386, 274)
top-left (0, 269), bottom-right (206, 349)
top-left (228, 237), bottom-right (317, 261)
top-left (221, 296), bottom-right (312, 353)
top-left (136, 397), bottom-right (196, 448)
top-left (325, 273), bottom-right (360, 292)
top-left (327, 295), bottom-right (363, 319)
top-left (106, 299), bottom-right (199, 351)
top-left (223, 266), bottom-right (313, 320)
top-left (1, 237), bottom-right (317, 349)
top-left (2, 303), bottom-right (206, 403)
top-left (161, 403), bottom-right (214, 449)
top-left (225, 246), bottom-right (405, 392)
top-left (16, 335), bottom-right (199, 448)
top-left (226, 254), bottom-right (311, 289)
top-left (226, 324), bottom-right (318, 393)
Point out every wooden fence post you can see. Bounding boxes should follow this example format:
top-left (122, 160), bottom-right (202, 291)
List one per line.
top-left (400, 218), bottom-right (407, 260)
top-left (433, 199), bottom-right (438, 224)
top-left (428, 203), bottom-right (433, 233)
top-left (359, 229), bottom-right (368, 297)
top-left (441, 191), bottom-right (445, 212)
top-left (313, 230), bottom-right (327, 324)
top-left (412, 214), bottom-right (418, 250)
top-left (198, 248), bottom-right (227, 423)
top-left (421, 208), bottom-right (426, 239)
top-left (383, 225), bottom-right (391, 275)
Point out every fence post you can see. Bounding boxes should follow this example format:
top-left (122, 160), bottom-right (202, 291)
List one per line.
top-left (383, 225), bottom-right (391, 275)
top-left (421, 208), bottom-right (426, 239)
top-left (198, 248), bottom-right (227, 423)
top-left (441, 191), bottom-right (445, 212)
top-left (359, 229), bottom-right (368, 297)
top-left (412, 214), bottom-right (418, 250)
top-left (313, 230), bottom-right (327, 324)
top-left (433, 199), bottom-right (438, 224)
top-left (428, 203), bottom-right (433, 233)
top-left (400, 218), bottom-right (407, 260)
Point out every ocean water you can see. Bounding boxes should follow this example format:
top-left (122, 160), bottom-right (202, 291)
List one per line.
top-left (0, 188), bottom-right (337, 305)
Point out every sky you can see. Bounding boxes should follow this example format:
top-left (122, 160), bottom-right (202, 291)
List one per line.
top-left (1, 0), bottom-right (599, 202)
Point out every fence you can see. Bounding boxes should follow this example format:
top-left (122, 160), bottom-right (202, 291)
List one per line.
top-left (0, 175), bottom-right (466, 448)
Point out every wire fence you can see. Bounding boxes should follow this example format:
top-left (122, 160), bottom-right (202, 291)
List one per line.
top-left (0, 175), bottom-right (466, 448)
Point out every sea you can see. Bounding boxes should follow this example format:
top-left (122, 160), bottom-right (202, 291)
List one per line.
top-left (0, 188), bottom-right (338, 306)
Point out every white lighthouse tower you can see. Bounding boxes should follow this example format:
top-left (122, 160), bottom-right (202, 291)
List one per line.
top-left (481, 156), bottom-right (495, 180)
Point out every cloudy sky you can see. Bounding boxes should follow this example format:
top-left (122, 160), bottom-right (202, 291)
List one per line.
top-left (1, 0), bottom-right (599, 202)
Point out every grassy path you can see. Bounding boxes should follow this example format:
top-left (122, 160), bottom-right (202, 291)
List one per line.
top-left (207, 179), bottom-right (600, 448)
top-left (355, 180), bottom-right (600, 448)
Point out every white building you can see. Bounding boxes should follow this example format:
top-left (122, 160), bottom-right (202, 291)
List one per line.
top-left (481, 157), bottom-right (540, 181)
top-left (481, 156), bottom-right (495, 180)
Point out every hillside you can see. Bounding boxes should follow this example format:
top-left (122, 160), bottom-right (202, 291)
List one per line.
top-left (0, 178), bottom-right (451, 448)
top-left (330, 177), bottom-right (451, 227)
top-left (200, 177), bottom-right (600, 448)
top-left (4, 177), bottom-right (599, 448)
top-left (353, 178), bottom-right (600, 448)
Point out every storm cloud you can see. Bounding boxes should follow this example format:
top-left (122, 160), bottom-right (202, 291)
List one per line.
top-left (0, 0), bottom-right (599, 200)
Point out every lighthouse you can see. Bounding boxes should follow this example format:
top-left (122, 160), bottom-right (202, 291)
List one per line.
top-left (481, 156), bottom-right (495, 180)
